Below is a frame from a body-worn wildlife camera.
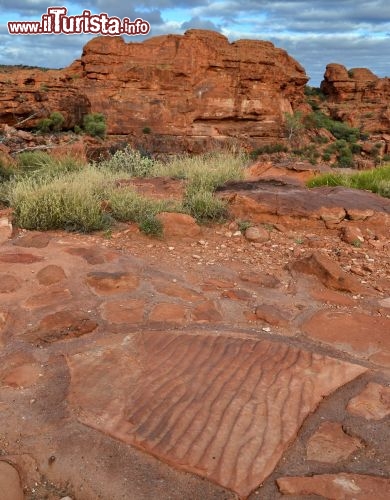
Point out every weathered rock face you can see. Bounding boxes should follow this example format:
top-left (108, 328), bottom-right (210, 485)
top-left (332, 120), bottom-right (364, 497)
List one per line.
top-left (0, 67), bottom-right (91, 129)
top-left (321, 63), bottom-right (390, 134)
top-left (0, 30), bottom-right (308, 152)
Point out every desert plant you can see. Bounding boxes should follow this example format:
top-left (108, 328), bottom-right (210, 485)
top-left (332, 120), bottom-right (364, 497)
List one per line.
top-left (83, 113), bottom-right (106, 138)
top-left (50, 111), bottom-right (65, 131)
top-left (237, 220), bottom-right (253, 232)
top-left (250, 143), bottom-right (288, 159)
top-left (284, 111), bottom-right (304, 144)
top-left (153, 150), bottom-right (245, 187)
top-left (304, 111), bottom-right (360, 143)
top-left (37, 118), bottom-right (52, 133)
top-left (307, 165), bottom-right (390, 198)
top-left (138, 214), bottom-right (163, 237)
top-left (15, 150), bottom-right (83, 178)
top-left (36, 111), bottom-right (65, 133)
top-left (183, 188), bottom-right (228, 223)
top-left (99, 146), bottom-right (154, 177)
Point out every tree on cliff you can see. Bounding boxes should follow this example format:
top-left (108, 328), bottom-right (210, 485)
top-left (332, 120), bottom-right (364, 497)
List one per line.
top-left (284, 111), bottom-right (304, 146)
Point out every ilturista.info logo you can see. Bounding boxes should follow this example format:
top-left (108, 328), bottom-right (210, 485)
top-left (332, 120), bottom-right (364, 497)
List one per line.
top-left (8, 7), bottom-right (150, 36)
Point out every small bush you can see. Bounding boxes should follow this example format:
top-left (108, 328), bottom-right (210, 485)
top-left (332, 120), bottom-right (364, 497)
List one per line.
top-left (250, 143), bottom-right (288, 159)
top-left (83, 113), bottom-right (106, 138)
top-left (138, 214), bottom-right (163, 237)
top-left (313, 135), bottom-right (329, 144)
top-left (307, 165), bottom-right (390, 198)
top-left (9, 168), bottom-right (110, 232)
top-left (337, 151), bottom-right (354, 168)
top-left (284, 111), bottom-right (305, 144)
top-left (99, 146), bottom-right (154, 177)
top-left (108, 186), bottom-right (178, 223)
top-left (36, 112), bottom-right (65, 133)
top-left (50, 111), bottom-right (65, 131)
top-left (237, 220), bottom-right (253, 232)
top-left (15, 150), bottom-right (83, 178)
top-left (304, 86), bottom-right (326, 100)
top-left (153, 151), bottom-right (245, 187)
top-left (142, 126), bottom-right (151, 134)
top-left (304, 111), bottom-right (360, 143)
top-left (184, 189), bottom-right (228, 223)
top-left (37, 118), bottom-right (52, 133)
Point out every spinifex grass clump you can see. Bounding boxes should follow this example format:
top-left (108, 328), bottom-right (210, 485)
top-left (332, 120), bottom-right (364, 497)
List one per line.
top-left (107, 187), bottom-right (179, 223)
top-left (307, 164), bottom-right (390, 198)
top-left (15, 150), bottom-right (84, 178)
top-left (6, 148), bottom-right (247, 233)
top-left (153, 150), bottom-right (245, 222)
top-left (99, 146), bottom-right (154, 177)
top-left (9, 166), bottom-right (111, 232)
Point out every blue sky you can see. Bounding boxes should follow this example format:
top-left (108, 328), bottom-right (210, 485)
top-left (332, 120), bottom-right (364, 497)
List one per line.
top-left (0, 1), bottom-right (389, 85)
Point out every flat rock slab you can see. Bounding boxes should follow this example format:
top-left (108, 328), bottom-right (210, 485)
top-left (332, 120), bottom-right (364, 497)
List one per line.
top-left (0, 252), bottom-right (43, 264)
top-left (67, 331), bottom-right (366, 498)
top-left (0, 461), bottom-right (23, 500)
top-left (12, 232), bottom-right (51, 248)
top-left (302, 310), bottom-right (390, 366)
top-left (306, 421), bottom-right (363, 463)
top-left (218, 182), bottom-right (390, 217)
top-left (347, 382), bottom-right (390, 420)
top-left (86, 271), bottom-right (139, 295)
top-left (277, 473), bottom-right (390, 499)
top-left (290, 251), bottom-right (369, 294)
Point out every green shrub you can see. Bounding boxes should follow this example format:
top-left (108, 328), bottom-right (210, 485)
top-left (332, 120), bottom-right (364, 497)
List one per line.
top-left (37, 118), bottom-right (52, 133)
top-left (304, 111), bottom-right (360, 143)
top-left (304, 86), bottom-right (326, 100)
top-left (307, 165), bottom-right (390, 198)
top-left (15, 150), bottom-right (83, 179)
top-left (183, 189), bottom-right (228, 223)
top-left (83, 113), bottom-right (106, 138)
top-left (99, 146), bottom-right (154, 177)
top-left (313, 135), bottom-right (329, 144)
top-left (237, 220), bottom-right (253, 232)
top-left (142, 126), bottom-right (151, 134)
top-left (36, 112), bottom-right (65, 133)
top-left (293, 144), bottom-right (320, 164)
top-left (153, 151), bottom-right (245, 187)
top-left (108, 186), bottom-right (178, 223)
top-left (138, 214), bottom-right (163, 237)
top-left (284, 111), bottom-right (304, 143)
top-left (378, 180), bottom-right (390, 197)
top-left (337, 150), bottom-right (354, 168)
top-left (9, 168), bottom-right (110, 231)
top-left (50, 111), bottom-right (65, 131)
top-left (250, 143), bottom-right (288, 159)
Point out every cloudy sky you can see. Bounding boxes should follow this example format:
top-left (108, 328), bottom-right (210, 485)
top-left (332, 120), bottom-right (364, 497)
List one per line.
top-left (0, 1), bottom-right (389, 85)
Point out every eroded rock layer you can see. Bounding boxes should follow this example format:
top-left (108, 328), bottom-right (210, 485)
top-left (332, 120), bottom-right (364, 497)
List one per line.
top-left (0, 30), bottom-right (308, 151)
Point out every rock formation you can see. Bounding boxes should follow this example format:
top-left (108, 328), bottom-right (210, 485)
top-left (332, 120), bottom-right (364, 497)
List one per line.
top-left (0, 30), bottom-right (308, 152)
top-left (321, 63), bottom-right (390, 134)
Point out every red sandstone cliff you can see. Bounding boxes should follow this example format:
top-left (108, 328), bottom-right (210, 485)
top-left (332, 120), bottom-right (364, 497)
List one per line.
top-left (321, 63), bottom-right (390, 134)
top-left (0, 30), bottom-right (308, 152)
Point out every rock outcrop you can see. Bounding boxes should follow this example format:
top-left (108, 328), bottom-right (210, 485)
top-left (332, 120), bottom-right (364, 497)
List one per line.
top-left (0, 30), bottom-right (308, 152)
top-left (321, 63), bottom-right (390, 134)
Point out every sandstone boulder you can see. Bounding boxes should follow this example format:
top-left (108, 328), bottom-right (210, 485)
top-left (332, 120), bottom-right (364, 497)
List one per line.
top-left (156, 212), bottom-right (201, 238)
top-left (321, 63), bottom-right (390, 133)
top-left (0, 30), bottom-right (308, 152)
